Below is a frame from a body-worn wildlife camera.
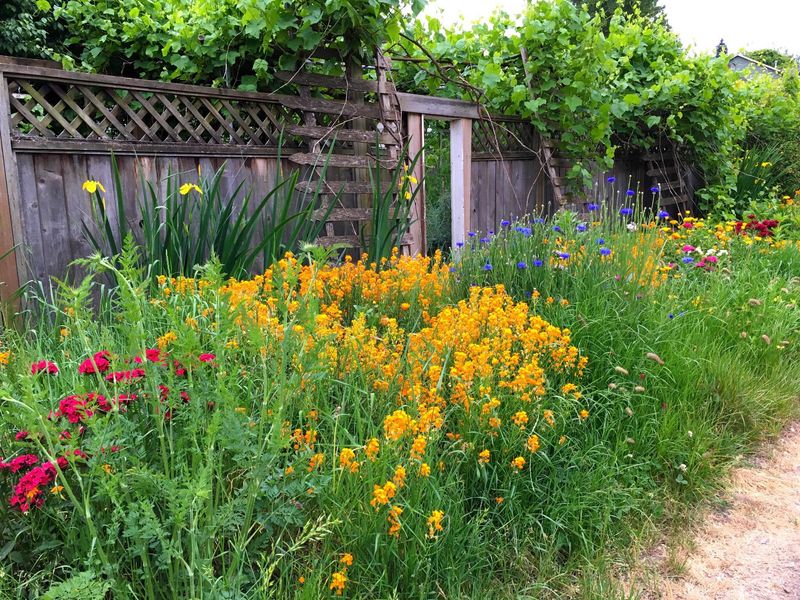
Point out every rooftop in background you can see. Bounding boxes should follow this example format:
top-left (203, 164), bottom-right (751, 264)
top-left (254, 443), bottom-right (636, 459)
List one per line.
top-left (728, 54), bottom-right (782, 79)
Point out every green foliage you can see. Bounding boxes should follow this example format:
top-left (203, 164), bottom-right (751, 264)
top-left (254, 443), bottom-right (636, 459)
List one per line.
top-left (82, 156), bottom-right (333, 278)
top-left (395, 1), bottom-right (746, 199)
top-left (361, 145), bottom-right (422, 265)
top-left (42, 571), bottom-right (110, 600)
top-left (0, 0), bottom-right (66, 59)
top-left (746, 48), bottom-right (798, 71)
top-left (52, 0), bottom-right (427, 86)
top-left (571, 0), bottom-right (667, 32)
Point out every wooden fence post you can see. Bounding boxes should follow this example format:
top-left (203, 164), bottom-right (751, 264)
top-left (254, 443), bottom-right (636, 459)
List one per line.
top-left (406, 112), bottom-right (426, 256)
top-left (0, 70), bottom-right (22, 304)
top-left (450, 118), bottom-right (472, 248)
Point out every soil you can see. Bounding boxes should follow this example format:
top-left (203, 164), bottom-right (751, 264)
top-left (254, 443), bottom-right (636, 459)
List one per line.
top-left (637, 423), bottom-right (800, 600)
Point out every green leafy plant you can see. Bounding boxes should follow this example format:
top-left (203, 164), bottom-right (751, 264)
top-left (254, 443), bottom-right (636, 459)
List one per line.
top-left (82, 155), bottom-right (335, 278)
top-left (361, 144), bottom-right (424, 264)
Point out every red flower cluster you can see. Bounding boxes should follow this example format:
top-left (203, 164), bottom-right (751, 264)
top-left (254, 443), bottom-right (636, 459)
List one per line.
top-left (734, 215), bottom-right (779, 237)
top-left (31, 360), bottom-right (59, 375)
top-left (0, 454), bottom-right (39, 473)
top-left (105, 368), bottom-right (146, 383)
top-left (3, 346), bottom-right (218, 512)
top-left (78, 351), bottom-right (111, 375)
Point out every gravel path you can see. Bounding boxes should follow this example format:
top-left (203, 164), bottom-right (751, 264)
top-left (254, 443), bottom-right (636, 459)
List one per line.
top-left (644, 424), bottom-right (800, 600)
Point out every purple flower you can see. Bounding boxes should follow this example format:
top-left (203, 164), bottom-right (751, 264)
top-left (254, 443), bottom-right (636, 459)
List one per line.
top-left (682, 256), bottom-right (693, 264)
top-left (576, 223), bottom-right (587, 232)
top-left (515, 226), bottom-right (532, 237)
top-left (480, 237), bottom-right (491, 244)
top-left (483, 263), bottom-right (493, 271)
top-left (553, 225), bottom-right (562, 233)
top-left (587, 203), bottom-right (600, 211)
top-left (449, 266), bottom-right (457, 272)
top-left (557, 252), bottom-right (570, 260)
top-left (517, 261), bottom-right (527, 269)
top-left (620, 207), bottom-right (634, 216)
top-left (534, 218), bottom-right (545, 224)
top-left (500, 220), bottom-right (510, 227)
top-left (600, 248), bottom-right (611, 256)
top-left (626, 189), bottom-right (635, 197)
top-left (657, 210), bottom-right (670, 219)
top-left (456, 241), bottom-right (464, 248)
top-left (607, 176), bottom-right (616, 183)
top-left (468, 231), bottom-right (476, 237)
top-left (533, 259), bottom-right (544, 267)
top-left (488, 230), bottom-right (495, 236)
top-left (650, 186), bottom-right (660, 193)
top-left (597, 238), bottom-right (605, 245)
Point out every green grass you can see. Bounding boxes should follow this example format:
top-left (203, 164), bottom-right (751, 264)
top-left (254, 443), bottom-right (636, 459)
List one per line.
top-left (0, 213), bottom-right (798, 599)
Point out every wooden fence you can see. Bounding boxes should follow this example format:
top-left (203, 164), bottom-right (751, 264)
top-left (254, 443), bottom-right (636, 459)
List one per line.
top-left (0, 57), bottom-right (685, 302)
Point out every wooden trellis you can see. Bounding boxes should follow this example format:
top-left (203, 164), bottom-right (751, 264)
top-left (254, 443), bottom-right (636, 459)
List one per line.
top-left (0, 55), bottom-right (422, 298)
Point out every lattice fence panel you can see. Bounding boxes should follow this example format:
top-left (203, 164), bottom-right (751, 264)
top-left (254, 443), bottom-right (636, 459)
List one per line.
top-left (7, 77), bottom-right (308, 148)
top-left (472, 118), bottom-right (536, 156)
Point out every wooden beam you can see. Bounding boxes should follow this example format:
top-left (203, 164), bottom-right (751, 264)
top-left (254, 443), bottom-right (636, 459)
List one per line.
top-left (284, 124), bottom-right (395, 145)
top-left (0, 73), bottom-right (23, 304)
top-left (275, 71), bottom-right (379, 93)
top-left (296, 180), bottom-right (392, 195)
top-left (11, 138), bottom-right (302, 157)
top-left (397, 93), bottom-right (481, 120)
top-left (450, 118), bottom-right (472, 248)
top-left (406, 113), bottom-right (426, 256)
top-left (289, 152), bottom-right (397, 169)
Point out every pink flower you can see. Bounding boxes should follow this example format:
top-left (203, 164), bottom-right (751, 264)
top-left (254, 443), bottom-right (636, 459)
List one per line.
top-left (78, 351), bottom-right (111, 375)
top-left (31, 360), bottom-right (59, 375)
top-left (198, 353), bottom-right (216, 364)
top-left (704, 255), bottom-right (718, 263)
top-left (681, 245), bottom-right (695, 253)
top-left (0, 454), bottom-right (39, 473)
top-left (14, 431), bottom-right (29, 441)
top-left (105, 368), bottom-right (146, 383)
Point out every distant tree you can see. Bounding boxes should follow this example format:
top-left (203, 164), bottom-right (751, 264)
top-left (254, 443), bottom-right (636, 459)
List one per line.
top-left (746, 48), bottom-right (798, 71)
top-left (571, 0), bottom-right (668, 31)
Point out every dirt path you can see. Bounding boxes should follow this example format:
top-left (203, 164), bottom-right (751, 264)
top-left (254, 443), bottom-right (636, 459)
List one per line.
top-left (640, 423), bottom-right (800, 600)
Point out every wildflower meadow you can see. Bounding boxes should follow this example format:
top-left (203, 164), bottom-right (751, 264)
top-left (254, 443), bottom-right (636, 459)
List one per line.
top-left (1, 187), bottom-right (799, 598)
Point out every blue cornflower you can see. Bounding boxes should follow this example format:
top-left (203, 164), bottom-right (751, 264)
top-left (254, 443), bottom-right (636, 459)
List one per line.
top-left (600, 247), bottom-right (612, 256)
top-left (483, 263), bottom-right (493, 271)
top-left (587, 203), bottom-right (600, 211)
top-left (456, 241), bottom-right (464, 248)
top-left (650, 186), bottom-right (660, 193)
top-left (480, 237), bottom-right (491, 244)
top-left (597, 238), bottom-right (606, 245)
top-left (534, 217), bottom-right (545, 224)
top-left (488, 230), bottom-right (495, 236)
top-left (515, 226), bottom-right (532, 237)
top-left (682, 256), bottom-right (693, 264)
top-left (524, 291), bottom-right (532, 298)
top-left (533, 259), bottom-right (544, 267)
top-left (558, 252), bottom-right (570, 260)
top-left (449, 266), bottom-right (457, 272)
top-left (576, 223), bottom-right (588, 232)
top-left (468, 231), bottom-right (476, 237)
top-left (553, 225), bottom-right (562, 233)
top-left (657, 210), bottom-right (670, 219)
top-left (517, 261), bottom-right (527, 269)
top-left (668, 313), bottom-right (674, 319)
top-left (607, 176), bottom-right (616, 183)
top-left (620, 207), bottom-right (634, 216)
top-left (500, 220), bottom-right (510, 227)
top-left (626, 189), bottom-right (635, 196)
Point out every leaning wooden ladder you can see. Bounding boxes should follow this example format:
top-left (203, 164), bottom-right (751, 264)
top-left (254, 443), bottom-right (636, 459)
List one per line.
top-left (281, 50), bottom-right (411, 253)
top-left (643, 145), bottom-right (691, 214)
